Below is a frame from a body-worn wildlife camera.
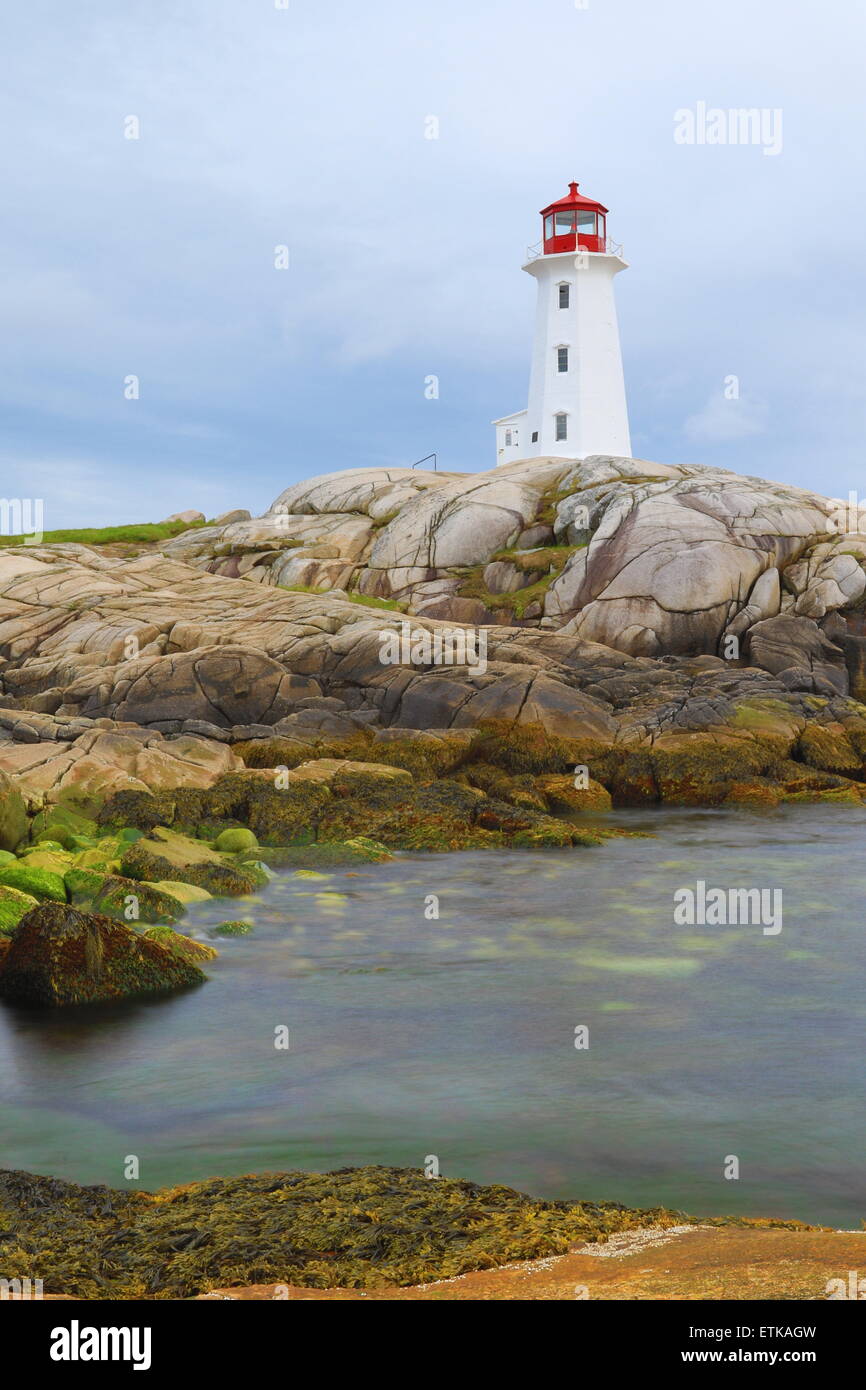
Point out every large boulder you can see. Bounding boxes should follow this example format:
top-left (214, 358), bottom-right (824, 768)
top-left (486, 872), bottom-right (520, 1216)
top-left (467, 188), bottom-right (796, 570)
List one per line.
top-left (160, 455), bottom-right (865, 663)
top-left (745, 615), bottom-right (848, 694)
top-left (368, 467), bottom-right (557, 569)
top-left (0, 902), bottom-right (206, 1006)
top-left (552, 463), bottom-right (836, 656)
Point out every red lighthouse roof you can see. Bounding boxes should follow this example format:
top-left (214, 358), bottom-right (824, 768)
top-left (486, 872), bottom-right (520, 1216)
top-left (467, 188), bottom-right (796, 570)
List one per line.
top-left (540, 181), bottom-right (609, 255)
top-left (540, 181), bottom-right (608, 217)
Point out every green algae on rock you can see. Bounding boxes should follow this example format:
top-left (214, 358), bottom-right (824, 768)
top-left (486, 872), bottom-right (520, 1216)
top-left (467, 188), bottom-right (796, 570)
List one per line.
top-left (0, 903), bottom-right (206, 1007)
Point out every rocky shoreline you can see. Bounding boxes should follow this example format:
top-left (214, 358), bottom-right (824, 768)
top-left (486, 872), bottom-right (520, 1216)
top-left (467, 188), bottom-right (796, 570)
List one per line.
top-left (1, 454), bottom-right (865, 1299)
top-left (1, 709), bottom-right (864, 1006)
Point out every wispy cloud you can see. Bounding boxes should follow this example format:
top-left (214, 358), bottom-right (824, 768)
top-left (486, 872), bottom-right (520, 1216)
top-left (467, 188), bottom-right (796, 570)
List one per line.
top-left (683, 393), bottom-right (767, 444)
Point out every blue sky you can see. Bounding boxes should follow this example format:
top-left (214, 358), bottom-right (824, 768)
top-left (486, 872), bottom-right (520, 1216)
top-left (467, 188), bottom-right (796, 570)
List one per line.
top-left (1, 0), bottom-right (864, 527)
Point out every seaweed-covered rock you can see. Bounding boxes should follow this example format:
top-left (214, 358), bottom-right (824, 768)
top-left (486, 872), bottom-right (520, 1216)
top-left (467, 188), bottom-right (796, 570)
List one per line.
top-left (141, 925), bottom-right (218, 964)
top-left (341, 837), bottom-right (393, 862)
top-left (119, 829), bottom-right (257, 898)
top-left (0, 903), bottom-right (206, 1007)
top-left (0, 863), bottom-right (67, 903)
top-left (796, 722), bottom-right (863, 777)
top-left (210, 920), bottom-right (253, 937)
top-left (97, 790), bottom-right (180, 832)
top-left (255, 841), bottom-right (386, 870)
top-left (29, 801), bottom-right (99, 847)
top-left (91, 875), bottom-right (185, 925)
top-left (0, 770), bottom-right (27, 853)
top-left (466, 720), bottom-right (588, 776)
top-left (72, 840), bottom-right (123, 874)
top-left (152, 880), bottom-right (213, 905)
top-left (0, 1162), bottom-right (686, 1298)
top-left (64, 867), bottom-right (109, 904)
top-left (535, 773), bottom-right (613, 814)
top-left (14, 847), bottom-right (72, 874)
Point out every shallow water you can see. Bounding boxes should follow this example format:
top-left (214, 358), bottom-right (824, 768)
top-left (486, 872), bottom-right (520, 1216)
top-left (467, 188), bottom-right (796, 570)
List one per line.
top-left (1, 805), bottom-right (864, 1227)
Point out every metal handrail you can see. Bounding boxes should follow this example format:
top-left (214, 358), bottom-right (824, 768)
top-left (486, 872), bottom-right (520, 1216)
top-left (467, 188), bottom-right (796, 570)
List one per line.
top-left (525, 237), bottom-right (624, 260)
top-left (411, 453), bottom-right (437, 471)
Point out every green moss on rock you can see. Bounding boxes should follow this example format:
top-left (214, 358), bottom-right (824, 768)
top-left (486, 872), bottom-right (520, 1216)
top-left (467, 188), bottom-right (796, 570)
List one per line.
top-left (0, 863), bottom-right (67, 903)
top-left (0, 884), bottom-right (39, 936)
top-left (214, 827), bottom-right (258, 853)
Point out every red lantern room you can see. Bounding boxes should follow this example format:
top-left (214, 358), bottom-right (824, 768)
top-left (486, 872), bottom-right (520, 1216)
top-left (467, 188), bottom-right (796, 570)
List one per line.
top-left (541, 181), bottom-right (608, 255)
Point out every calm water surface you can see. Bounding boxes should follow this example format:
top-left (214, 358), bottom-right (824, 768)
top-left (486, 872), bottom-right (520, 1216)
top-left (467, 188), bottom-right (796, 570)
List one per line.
top-left (1, 806), bottom-right (864, 1227)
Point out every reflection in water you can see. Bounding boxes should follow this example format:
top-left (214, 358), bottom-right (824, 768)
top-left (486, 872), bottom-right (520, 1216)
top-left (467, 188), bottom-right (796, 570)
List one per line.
top-left (1, 805), bottom-right (864, 1227)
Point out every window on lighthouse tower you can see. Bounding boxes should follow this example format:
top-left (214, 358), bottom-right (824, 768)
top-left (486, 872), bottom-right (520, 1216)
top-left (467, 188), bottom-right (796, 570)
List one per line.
top-left (555, 414), bottom-right (568, 442)
top-left (558, 284), bottom-right (570, 308)
top-left (557, 347), bottom-right (569, 373)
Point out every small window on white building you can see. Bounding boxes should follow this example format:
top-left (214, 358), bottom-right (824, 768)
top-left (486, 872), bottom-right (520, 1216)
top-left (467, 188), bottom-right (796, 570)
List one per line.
top-left (557, 347), bottom-right (569, 373)
top-left (558, 283), bottom-right (570, 309)
top-left (504, 429), bottom-right (512, 446)
top-left (555, 414), bottom-right (568, 442)
top-left (531, 431), bottom-right (538, 443)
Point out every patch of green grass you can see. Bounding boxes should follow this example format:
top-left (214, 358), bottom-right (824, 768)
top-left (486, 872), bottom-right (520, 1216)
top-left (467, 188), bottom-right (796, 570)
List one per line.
top-left (490, 544), bottom-right (582, 571)
top-left (279, 584), bottom-right (404, 611)
top-left (534, 482), bottom-right (572, 528)
top-left (456, 545), bottom-right (580, 619)
top-left (0, 520), bottom-right (208, 549)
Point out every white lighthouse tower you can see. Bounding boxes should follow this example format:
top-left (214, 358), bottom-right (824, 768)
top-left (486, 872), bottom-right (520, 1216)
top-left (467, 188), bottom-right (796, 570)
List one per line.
top-left (493, 181), bottom-right (631, 465)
